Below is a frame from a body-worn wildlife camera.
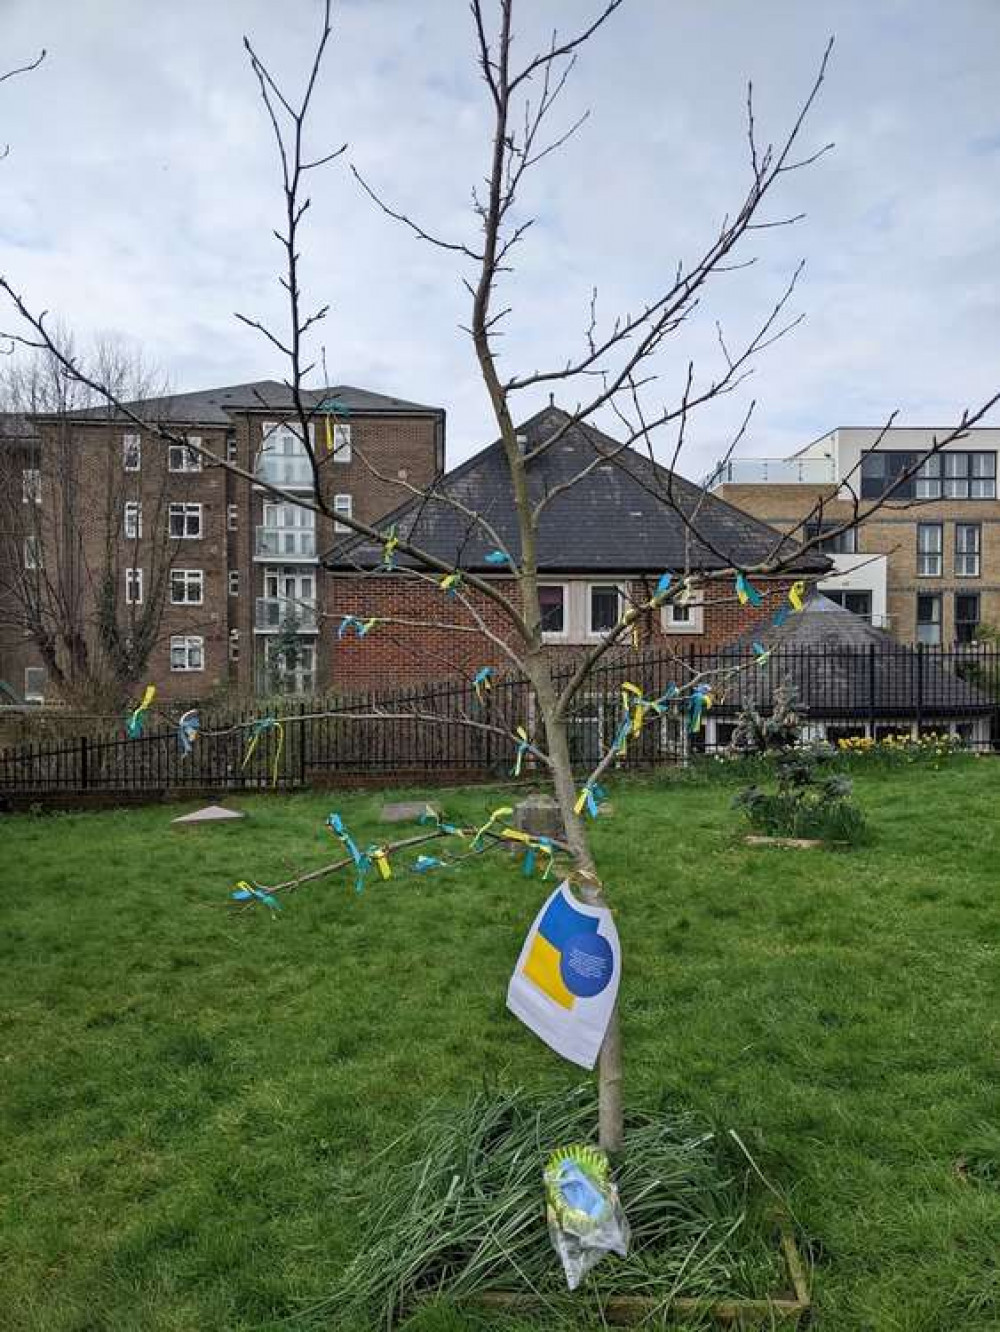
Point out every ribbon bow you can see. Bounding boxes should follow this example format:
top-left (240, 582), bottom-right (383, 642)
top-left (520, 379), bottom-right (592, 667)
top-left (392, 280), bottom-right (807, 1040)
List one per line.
top-left (789, 580), bottom-right (806, 612)
top-left (574, 782), bottom-right (606, 820)
top-left (367, 846), bottom-right (392, 881)
top-left (419, 806), bottom-right (464, 837)
top-left (735, 573), bottom-right (763, 607)
top-left (752, 640), bottom-right (772, 665)
top-left (242, 717), bottom-right (284, 787)
top-left (439, 571), bottom-right (463, 598)
top-left (382, 526), bottom-right (399, 570)
top-left (484, 549), bottom-right (513, 567)
top-left (651, 571), bottom-right (673, 606)
top-left (177, 708), bottom-right (200, 758)
top-left (126, 684), bottom-right (156, 739)
top-left (473, 666), bottom-right (493, 706)
top-left (678, 576), bottom-right (695, 607)
top-left (512, 726), bottom-right (532, 777)
top-left (338, 615), bottom-right (378, 639)
top-left (326, 813), bottom-right (370, 892)
top-left (413, 854), bottom-right (444, 873)
top-left (472, 805), bottom-right (514, 850)
top-left (687, 685), bottom-right (713, 734)
top-left (231, 880), bottom-right (281, 913)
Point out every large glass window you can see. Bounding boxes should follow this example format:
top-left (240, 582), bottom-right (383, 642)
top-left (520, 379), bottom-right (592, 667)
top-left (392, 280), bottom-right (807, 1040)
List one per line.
top-left (917, 523), bottom-right (942, 577)
top-left (805, 520), bottom-right (857, 554)
top-left (822, 589), bottom-right (872, 621)
top-left (955, 593), bottom-right (981, 644)
top-left (170, 569), bottom-right (204, 604)
top-left (861, 449), bottom-right (996, 500)
top-left (538, 584), bottom-right (565, 635)
top-left (955, 523), bottom-right (981, 577)
top-left (916, 593), bottom-right (941, 646)
top-left (589, 584), bottom-right (621, 634)
top-left (168, 503), bottom-right (203, 539)
top-left (170, 635), bottom-right (204, 671)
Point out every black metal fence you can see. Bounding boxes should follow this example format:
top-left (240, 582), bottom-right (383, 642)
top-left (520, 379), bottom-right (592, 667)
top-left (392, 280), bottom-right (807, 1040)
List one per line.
top-left (2, 644), bottom-right (998, 797)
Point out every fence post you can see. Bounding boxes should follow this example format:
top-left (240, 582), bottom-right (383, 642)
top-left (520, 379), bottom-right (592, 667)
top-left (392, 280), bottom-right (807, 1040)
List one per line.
top-left (80, 735), bottom-right (89, 790)
top-left (916, 644), bottom-right (924, 733)
top-left (868, 644), bottom-right (877, 735)
top-left (299, 701), bottom-right (306, 785)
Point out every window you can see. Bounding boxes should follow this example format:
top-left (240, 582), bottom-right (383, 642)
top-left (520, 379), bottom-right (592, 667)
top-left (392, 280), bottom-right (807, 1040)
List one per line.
top-left (955, 523), bottom-right (981, 577)
top-left (955, 593), bottom-right (981, 645)
top-left (860, 449), bottom-right (996, 501)
top-left (916, 593), bottom-right (941, 646)
top-left (589, 584), bottom-right (621, 634)
top-left (805, 520), bottom-right (857, 555)
top-left (333, 493), bottom-right (353, 533)
top-left (822, 589), bottom-right (873, 621)
top-left (123, 433), bottom-right (141, 471)
top-left (258, 420), bottom-right (315, 487)
top-left (168, 438), bottom-right (202, 472)
top-left (331, 423), bottom-right (351, 462)
top-left (538, 584), bottom-right (566, 636)
top-left (23, 666), bottom-right (45, 704)
top-left (226, 435), bottom-right (237, 463)
top-left (168, 503), bottom-right (202, 538)
top-left (917, 523), bottom-right (942, 577)
top-left (661, 589), bottom-right (704, 634)
top-left (227, 504), bottom-right (239, 531)
top-left (124, 501), bottom-right (142, 539)
top-left (125, 568), bottom-right (143, 604)
top-left (22, 468), bottom-right (40, 504)
top-left (228, 570), bottom-right (240, 597)
top-left (229, 629), bottom-right (240, 662)
top-left (170, 635), bottom-right (204, 671)
top-left (170, 568), bottom-right (204, 605)
top-left (23, 535), bottom-right (41, 569)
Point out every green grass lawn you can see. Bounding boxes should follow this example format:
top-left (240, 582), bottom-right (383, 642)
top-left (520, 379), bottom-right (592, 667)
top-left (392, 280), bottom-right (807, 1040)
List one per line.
top-left (2, 759), bottom-right (1000, 1331)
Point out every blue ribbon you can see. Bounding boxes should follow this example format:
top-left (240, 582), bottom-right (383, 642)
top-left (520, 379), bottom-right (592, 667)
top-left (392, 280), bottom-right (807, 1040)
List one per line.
top-left (687, 684), bottom-right (712, 734)
top-left (484, 549), bottom-right (513, 567)
top-left (338, 615), bottom-right (375, 639)
top-left (231, 881), bottom-right (282, 912)
top-left (327, 812), bottom-right (370, 891)
top-left (177, 709), bottom-right (200, 757)
top-left (413, 855), bottom-right (443, 873)
top-left (652, 571), bottom-right (673, 605)
top-left (735, 572), bottom-right (763, 607)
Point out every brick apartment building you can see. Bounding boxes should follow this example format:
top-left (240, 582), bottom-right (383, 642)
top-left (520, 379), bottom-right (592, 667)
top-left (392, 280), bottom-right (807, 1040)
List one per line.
top-left (325, 405), bottom-right (829, 691)
top-left (709, 426), bottom-right (1000, 645)
top-left (0, 381), bottom-right (444, 704)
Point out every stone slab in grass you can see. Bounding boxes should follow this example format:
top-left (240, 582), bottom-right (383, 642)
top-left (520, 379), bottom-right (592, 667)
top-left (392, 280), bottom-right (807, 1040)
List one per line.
top-left (171, 804), bottom-right (247, 827)
top-left (744, 834), bottom-right (825, 849)
top-left (380, 800), bottom-right (438, 824)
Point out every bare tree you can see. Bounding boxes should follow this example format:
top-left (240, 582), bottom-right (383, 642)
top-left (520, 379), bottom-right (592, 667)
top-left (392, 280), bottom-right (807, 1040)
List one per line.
top-left (0, 337), bottom-right (184, 709)
top-left (1, 2), bottom-right (998, 1155)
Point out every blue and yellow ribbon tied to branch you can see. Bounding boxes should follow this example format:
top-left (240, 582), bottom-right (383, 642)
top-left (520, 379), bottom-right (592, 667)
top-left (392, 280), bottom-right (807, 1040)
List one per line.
top-left (367, 846), bottom-right (392, 881)
top-left (735, 572), bottom-right (763, 607)
top-left (512, 726), bottom-right (532, 777)
top-left (484, 549), bottom-right (513, 567)
top-left (687, 684), bottom-right (713, 734)
top-left (326, 812), bottom-right (371, 892)
top-left (338, 615), bottom-right (378, 639)
top-left (651, 571), bottom-right (673, 606)
top-left (439, 571), bottom-right (463, 598)
top-left (177, 708), bottom-right (200, 758)
top-left (382, 525), bottom-right (399, 571)
top-left (231, 880), bottom-right (281, 912)
top-left (752, 640), bottom-right (772, 665)
top-left (473, 666), bottom-right (493, 706)
top-left (574, 782), bottom-right (607, 820)
top-left (472, 805), bottom-right (514, 850)
top-left (501, 827), bottom-right (556, 879)
top-left (413, 854), bottom-right (444, 873)
top-left (419, 806), bottom-right (465, 837)
top-left (242, 716), bottom-right (284, 787)
top-left (126, 684), bottom-right (156, 739)
top-left (789, 579), bottom-right (806, 612)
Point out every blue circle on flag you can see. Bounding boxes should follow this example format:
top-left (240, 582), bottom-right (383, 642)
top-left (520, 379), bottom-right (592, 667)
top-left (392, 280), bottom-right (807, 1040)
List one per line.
top-left (560, 932), bottom-right (614, 998)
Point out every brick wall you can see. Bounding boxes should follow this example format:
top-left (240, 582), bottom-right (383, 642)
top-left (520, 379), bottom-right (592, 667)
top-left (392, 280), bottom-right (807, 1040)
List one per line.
top-left (327, 573), bottom-right (800, 690)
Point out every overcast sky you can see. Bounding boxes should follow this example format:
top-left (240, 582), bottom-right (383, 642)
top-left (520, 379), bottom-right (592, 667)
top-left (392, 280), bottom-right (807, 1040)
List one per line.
top-left (1, 0), bottom-right (998, 475)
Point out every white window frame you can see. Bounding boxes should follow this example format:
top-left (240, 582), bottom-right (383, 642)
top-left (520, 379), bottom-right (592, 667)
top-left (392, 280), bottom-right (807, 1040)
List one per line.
top-left (955, 523), bottom-right (981, 578)
top-left (331, 422), bottom-right (351, 462)
top-left (125, 567), bottom-right (143, 605)
top-left (170, 568), bottom-right (204, 605)
top-left (22, 468), bottom-right (41, 505)
top-left (226, 436), bottom-right (238, 463)
top-left (23, 666), bottom-right (45, 704)
top-left (123, 433), bottom-right (141, 471)
top-left (228, 629), bottom-right (240, 662)
top-left (168, 437), bottom-right (203, 473)
top-left (23, 535), bottom-right (41, 569)
top-left (916, 523), bottom-right (943, 578)
top-left (587, 582), bottom-right (624, 638)
top-left (539, 581), bottom-right (569, 641)
top-left (661, 588), bottom-right (705, 635)
top-left (169, 635), bottom-right (205, 672)
top-left (227, 503), bottom-right (239, 531)
top-left (168, 502), bottom-right (203, 539)
top-left (916, 593), bottom-right (942, 646)
top-left (333, 492), bottom-right (353, 532)
top-left (228, 570), bottom-right (240, 597)
top-left (124, 501), bottom-right (143, 539)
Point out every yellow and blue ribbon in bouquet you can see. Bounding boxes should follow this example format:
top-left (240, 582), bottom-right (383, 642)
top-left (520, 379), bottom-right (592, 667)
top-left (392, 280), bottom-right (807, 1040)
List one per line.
top-left (242, 716), bottom-right (284, 787)
top-left (126, 684), bottom-right (156, 739)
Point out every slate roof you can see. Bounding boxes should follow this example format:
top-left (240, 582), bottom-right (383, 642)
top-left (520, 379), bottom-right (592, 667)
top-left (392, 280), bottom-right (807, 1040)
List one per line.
top-left (64, 381), bottom-right (443, 426)
top-left (720, 594), bottom-right (993, 716)
top-left (324, 405), bottom-right (829, 575)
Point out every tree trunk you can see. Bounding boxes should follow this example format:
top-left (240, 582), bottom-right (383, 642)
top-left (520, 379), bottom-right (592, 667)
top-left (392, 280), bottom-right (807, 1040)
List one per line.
top-left (533, 660), bottom-right (625, 1154)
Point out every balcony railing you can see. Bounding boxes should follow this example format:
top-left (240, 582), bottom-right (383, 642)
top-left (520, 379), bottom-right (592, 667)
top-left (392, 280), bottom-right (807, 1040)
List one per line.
top-left (255, 596), bottom-right (318, 632)
top-left (705, 456), bottom-right (837, 487)
top-left (255, 455), bottom-right (315, 488)
top-left (254, 525), bottom-right (317, 558)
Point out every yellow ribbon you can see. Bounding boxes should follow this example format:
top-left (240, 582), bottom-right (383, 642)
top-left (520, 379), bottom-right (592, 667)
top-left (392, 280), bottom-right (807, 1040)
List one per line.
top-left (789, 580), bottom-right (806, 612)
top-left (370, 848), bottom-right (392, 880)
top-left (241, 718), bottom-right (285, 788)
top-left (439, 571), bottom-right (463, 596)
top-left (622, 681), bottom-right (645, 737)
top-left (678, 576), bottom-right (695, 606)
top-left (382, 527), bottom-right (399, 569)
top-left (324, 415), bottom-right (334, 454)
top-left (472, 805), bottom-right (514, 848)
